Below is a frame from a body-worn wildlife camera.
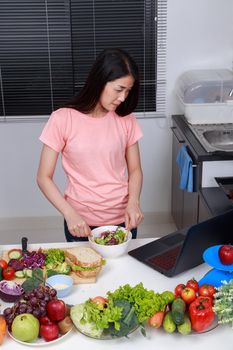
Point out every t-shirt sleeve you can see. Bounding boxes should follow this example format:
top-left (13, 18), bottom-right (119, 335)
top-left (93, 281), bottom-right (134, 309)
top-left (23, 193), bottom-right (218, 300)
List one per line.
top-left (125, 114), bottom-right (143, 148)
top-left (39, 109), bottom-right (68, 152)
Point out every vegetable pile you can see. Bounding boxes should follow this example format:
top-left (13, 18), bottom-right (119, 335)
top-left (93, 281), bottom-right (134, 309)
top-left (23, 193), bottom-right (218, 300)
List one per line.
top-left (149, 278), bottom-right (217, 335)
top-left (213, 279), bottom-right (233, 327)
top-left (44, 249), bottom-right (71, 277)
top-left (0, 248), bottom-right (72, 284)
top-left (70, 283), bottom-right (171, 338)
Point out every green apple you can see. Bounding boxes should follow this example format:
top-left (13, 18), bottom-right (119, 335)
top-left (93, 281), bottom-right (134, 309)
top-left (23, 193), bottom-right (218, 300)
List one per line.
top-left (12, 313), bottom-right (39, 342)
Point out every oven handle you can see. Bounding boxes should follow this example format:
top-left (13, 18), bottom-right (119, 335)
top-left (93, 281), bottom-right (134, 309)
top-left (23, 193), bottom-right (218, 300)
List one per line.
top-left (171, 126), bottom-right (185, 143)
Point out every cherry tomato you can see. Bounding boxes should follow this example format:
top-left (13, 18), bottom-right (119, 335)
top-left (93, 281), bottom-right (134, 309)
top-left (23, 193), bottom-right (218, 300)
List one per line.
top-left (186, 278), bottom-right (199, 292)
top-left (174, 283), bottom-right (186, 297)
top-left (0, 259), bottom-right (8, 270)
top-left (2, 267), bottom-right (15, 280)
top-left (198, 284), bottom-right (216, 298)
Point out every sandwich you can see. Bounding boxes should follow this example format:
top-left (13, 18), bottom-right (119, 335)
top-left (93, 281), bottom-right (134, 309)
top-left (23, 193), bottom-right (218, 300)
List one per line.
top-left (64, 247), bottom-right (103, 278)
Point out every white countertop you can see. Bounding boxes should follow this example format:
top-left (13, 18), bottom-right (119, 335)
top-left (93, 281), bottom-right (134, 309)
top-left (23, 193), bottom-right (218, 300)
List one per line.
top-left (0, 239), bottom-right (231, 349)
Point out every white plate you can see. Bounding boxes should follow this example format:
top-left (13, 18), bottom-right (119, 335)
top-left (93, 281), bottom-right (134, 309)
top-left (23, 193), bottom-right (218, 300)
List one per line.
top-left (8, 326), bottom-right (73, 346)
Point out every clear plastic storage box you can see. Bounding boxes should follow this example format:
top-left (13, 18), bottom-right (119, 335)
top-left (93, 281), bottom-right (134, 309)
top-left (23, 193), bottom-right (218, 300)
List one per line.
top-left (175, 69), bottom-right (233, 124)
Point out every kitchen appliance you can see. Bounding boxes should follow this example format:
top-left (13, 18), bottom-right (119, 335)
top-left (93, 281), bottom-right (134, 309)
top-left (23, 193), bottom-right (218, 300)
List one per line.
top-left (175, 69), bottom-right (233, 124)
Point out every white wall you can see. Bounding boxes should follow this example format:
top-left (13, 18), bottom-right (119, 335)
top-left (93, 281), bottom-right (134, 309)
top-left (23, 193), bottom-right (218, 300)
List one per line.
top-left (1, 0), bottom-right (233, 219)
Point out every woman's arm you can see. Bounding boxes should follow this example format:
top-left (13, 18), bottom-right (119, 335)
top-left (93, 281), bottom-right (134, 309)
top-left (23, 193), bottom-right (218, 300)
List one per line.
top-left (37, 144), bottom-right (91, 237)
top-left (125, 142), bottom-right (144, 230)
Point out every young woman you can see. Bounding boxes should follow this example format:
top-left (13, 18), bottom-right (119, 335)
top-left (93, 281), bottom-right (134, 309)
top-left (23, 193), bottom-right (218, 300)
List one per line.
top-left (37, 48), bottom-right (144, 241)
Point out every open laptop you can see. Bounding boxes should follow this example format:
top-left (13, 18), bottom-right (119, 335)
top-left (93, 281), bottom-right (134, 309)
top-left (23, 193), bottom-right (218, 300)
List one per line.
top-left (128, 209), bottom-right (233, 277)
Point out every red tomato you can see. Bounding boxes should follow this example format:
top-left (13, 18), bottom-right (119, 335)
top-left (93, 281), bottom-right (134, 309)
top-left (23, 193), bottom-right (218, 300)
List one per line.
top-left (181, 287), bottom-right (196, 304)
top-left (2, 267), bottom-right (15, 280)
top-left (198, 284), bottom-right (216, 298)
top-left (91, 296), bottom-right (108, 310)
top-left (0, 259), bottom-right (8, 270)
top-left (186, 278), bottom-right (199, 292)
top-left (174, 283), bottom-right (186, 297)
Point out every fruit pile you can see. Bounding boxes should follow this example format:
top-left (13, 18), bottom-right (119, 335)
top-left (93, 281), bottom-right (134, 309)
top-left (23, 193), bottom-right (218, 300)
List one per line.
top-left (3, 285), bottom-right (73, 343)
top-left (147, 278), bottom-right (216, 335)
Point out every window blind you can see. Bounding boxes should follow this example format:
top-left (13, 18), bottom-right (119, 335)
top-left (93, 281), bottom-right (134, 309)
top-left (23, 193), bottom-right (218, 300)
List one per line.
top-left (0, 0), bottom-right (167, 121)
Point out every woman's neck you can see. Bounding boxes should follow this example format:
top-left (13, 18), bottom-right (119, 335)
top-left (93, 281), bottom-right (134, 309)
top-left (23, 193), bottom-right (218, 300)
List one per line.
top-left (90, 104), bottom-right (108, 118)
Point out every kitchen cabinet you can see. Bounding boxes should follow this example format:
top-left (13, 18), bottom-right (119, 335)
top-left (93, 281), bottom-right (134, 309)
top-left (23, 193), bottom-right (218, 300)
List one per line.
top-left (171, 115), bottom-right (233, 229)
top-left (171, 124), bottom-right (199, 229)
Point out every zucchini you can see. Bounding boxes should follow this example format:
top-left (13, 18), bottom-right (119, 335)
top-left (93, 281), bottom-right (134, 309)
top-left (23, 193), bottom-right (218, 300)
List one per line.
top-left (171, 298), bottom-right (186, 325)
top-left (8, 249), bottom-right (22, 260)
top-left (15, 270), bottom-right (25, 278)
top-left (0, 267), bottom-right (2, 281)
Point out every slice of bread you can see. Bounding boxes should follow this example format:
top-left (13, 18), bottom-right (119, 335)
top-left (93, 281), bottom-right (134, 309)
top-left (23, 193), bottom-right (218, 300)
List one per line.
top-left (64, 247), bottom-right (102, 278)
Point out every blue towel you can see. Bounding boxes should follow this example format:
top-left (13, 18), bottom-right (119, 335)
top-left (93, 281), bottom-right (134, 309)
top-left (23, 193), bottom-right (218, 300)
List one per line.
top-left (176, 145), bottom-right (193, 192)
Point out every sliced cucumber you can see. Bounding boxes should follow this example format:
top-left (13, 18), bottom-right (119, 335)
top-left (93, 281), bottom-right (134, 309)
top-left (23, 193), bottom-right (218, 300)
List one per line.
top-left (8, 249), bottom-right (22, 260)
top-left (15, 270), bottom-right (25, 278)
top-left (24, 269), bottom-right (33, 278)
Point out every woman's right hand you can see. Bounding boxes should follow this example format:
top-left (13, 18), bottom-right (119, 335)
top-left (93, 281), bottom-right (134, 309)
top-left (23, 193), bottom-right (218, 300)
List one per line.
top-left (65, 210), bottom-right (91, 237)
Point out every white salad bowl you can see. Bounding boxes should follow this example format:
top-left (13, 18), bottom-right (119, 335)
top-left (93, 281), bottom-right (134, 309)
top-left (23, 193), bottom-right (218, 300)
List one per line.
top-left (88, 226), bottom-right (132, 259)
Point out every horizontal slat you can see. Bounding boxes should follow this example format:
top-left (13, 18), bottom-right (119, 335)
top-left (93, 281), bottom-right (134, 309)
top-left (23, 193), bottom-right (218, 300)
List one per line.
top-left (0, 0), bottom-right (167, 118)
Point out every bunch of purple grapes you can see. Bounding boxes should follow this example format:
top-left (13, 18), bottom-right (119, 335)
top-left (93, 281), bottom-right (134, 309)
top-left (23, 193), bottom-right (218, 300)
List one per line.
top-left (3, 285), bottom-right (57, 331)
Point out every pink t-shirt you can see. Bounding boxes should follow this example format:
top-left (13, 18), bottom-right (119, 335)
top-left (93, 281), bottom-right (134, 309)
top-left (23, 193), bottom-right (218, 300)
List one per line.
top-left (39, 108), bottom-right (143, 226)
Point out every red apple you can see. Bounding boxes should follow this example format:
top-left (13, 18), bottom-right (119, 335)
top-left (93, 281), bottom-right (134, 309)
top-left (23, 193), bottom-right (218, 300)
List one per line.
top-left (181, 287), bottom-right (196, 304)
top-left (40, 322), bottom-right (59, 342)
top-left (218, 245), bottom-right (233, 265)
top-left (39, 316), bottom-right (51, 325)
top-left (46, 299), bottom-right (66, 322)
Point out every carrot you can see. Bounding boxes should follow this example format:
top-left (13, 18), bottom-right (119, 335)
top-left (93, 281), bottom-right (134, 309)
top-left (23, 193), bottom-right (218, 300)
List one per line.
top-left (0, 315), bottom-right (7, 345)
top-left (147, 310), bottom-right (165, 328)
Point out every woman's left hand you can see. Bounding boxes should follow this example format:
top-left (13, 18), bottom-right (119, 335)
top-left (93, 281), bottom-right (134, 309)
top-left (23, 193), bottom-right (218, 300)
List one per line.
top-left (125, 200), bottom-right (144, 230)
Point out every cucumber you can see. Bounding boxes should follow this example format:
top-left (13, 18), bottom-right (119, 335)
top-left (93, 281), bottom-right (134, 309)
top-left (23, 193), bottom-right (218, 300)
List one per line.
top-left (0, 267), bottom-right (2, 281)
top-left (15, 270), bottom-right (25, 278)
top-left (24, 269), bottom-right (33, 278)
top-left (163, 311), bottom-right (176, 333)
top-left (171, 298), bottom-right (186, 325)
top-left (177, 314), bottom-right (192, 335)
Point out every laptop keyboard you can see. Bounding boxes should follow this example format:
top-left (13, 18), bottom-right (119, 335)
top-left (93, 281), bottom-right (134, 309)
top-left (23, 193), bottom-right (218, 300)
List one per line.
top-left (147, 245), bottom-right (182, 271)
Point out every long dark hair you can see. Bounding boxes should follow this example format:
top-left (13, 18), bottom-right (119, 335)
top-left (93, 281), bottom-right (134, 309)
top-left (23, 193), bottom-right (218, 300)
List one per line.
top-left (65, 48), bottom-right (140, 116)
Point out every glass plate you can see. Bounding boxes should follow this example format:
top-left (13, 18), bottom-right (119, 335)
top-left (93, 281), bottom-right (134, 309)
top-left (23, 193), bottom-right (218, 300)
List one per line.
top-left (75, 323), bottom-right (139, 340)
top-left (8, 327), bottom-right (73, 346)
top-left (203, 245), bottom-right (233, 271)
top-left (189, 315), bottom-right (219, 335)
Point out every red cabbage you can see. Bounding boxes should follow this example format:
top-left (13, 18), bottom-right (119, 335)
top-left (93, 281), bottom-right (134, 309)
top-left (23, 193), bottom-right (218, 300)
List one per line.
top-left (8, 259), bottom-right (25, 271)
top-left (0, 281), bottom-right (24, 302)
top-left (22, 250), bottom-right (46, 269)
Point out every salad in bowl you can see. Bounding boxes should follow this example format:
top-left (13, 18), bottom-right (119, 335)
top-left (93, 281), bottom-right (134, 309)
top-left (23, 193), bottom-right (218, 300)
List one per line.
top-left (88, 226), bottom-right (132, 259)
